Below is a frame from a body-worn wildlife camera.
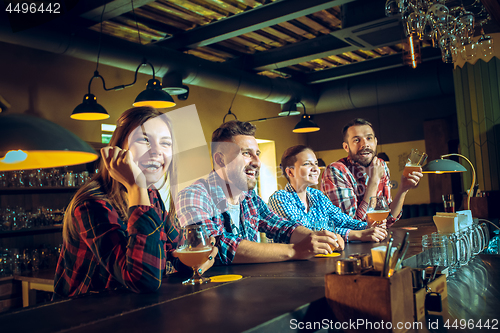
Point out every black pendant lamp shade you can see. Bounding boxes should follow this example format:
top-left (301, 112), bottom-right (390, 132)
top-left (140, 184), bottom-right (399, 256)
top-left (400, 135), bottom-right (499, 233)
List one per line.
top-left (71, 93), bottom-right (110, 121)
top-left (72, 60), bottom-right (176, 120)
top-left (0, 114), bottom-right (98, 171)
top-left (293, 114), bottom-right (320, 133)
top-left (292, 102), bottom-right (320, 133)
top-left (133, 78), bottom-right (176, 108)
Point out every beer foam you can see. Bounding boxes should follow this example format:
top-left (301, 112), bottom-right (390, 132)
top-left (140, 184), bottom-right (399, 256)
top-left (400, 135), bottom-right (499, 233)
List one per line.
top-left (176, 247), bottom-right (212, 253)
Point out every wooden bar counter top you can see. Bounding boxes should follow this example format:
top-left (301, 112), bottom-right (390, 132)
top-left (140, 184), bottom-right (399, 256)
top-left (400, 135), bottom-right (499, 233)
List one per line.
top-left (1, 217), bottom-right (499, 333)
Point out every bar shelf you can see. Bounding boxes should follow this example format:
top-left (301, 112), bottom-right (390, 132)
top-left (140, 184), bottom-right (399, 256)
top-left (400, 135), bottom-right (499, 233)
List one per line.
top-left (0, 225), bottom-right (62, 238)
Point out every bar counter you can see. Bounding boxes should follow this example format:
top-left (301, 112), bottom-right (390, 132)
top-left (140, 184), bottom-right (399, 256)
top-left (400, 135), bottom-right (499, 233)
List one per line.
top-left (1, 217), bottom-right (499, 333)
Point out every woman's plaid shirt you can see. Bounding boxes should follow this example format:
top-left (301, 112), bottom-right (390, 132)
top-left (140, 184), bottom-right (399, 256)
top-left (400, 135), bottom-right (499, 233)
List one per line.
top-left (53, 188), bottom-right (178, 299)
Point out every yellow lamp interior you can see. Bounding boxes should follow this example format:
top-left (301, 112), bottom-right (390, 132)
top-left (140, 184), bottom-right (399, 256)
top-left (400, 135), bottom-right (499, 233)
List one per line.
top-left (0, 150), bottom-right (98, 171)
top-left (293, 127), bottom-right (320, 133)
top-left (71, 113), bottom-right (110, 121)
top-left (133, 100), bottom-right (176, 108)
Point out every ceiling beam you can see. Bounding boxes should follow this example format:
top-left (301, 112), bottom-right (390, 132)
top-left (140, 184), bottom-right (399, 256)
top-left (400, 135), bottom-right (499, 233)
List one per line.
top-left (227, 14), bottom-right (402, 72)
top-left (305, 47), bottom-right (442, 84)
top-left (227, 34), bottom-right (358, 71)
top-left (81, 0), bottom-right (156, 22)
top-left (154, 0), bottom-right (357, 50)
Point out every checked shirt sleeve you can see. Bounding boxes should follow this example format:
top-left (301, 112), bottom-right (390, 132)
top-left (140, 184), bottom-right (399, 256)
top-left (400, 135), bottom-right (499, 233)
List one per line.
top-left (176, 184), bottom-right (242, 265)
top-left (254, 195), bottom-right (298, 244)
top-left (321, 163), bottom-right (368, 221)
top-left (321, 194), bottom-right (368, 240)
top-left (74, 193), bottom-right (166, 294)
top-left (268, 191), bottom-right (320, 231)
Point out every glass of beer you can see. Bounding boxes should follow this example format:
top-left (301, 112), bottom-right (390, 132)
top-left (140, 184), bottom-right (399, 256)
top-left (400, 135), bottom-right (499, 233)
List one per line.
top-left (175, 224), bottom-right (213, 285)
top-left (403, 148), bottom-right (427, 178)
top-left (366, 196), bottom-right (391, 227)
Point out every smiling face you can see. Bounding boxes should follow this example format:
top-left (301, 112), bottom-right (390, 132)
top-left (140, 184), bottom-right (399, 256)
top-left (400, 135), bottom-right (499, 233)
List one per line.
top-left (287, 149), bottom-right (320, 188)
top-left (343, 124), bottom-right (377, 167)
top-left (218, 135), bottom-right (261, 192)
top-left (125, 117), bottom-right (173, 187)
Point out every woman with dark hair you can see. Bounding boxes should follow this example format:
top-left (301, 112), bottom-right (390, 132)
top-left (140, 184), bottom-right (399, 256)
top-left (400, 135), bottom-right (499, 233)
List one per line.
top-left (269, 145), bottom-right (387, 243)
top-left (53, 106), bottom-right (216, 299)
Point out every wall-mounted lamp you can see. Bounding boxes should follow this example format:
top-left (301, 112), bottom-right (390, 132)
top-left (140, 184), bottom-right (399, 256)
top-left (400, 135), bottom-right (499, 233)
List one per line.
top-left (0, 114), bottom-right (98, 171)
top-left (422, 153), bottom-right (475, 210)
top-left (293, 102), bottom-right (320, 133)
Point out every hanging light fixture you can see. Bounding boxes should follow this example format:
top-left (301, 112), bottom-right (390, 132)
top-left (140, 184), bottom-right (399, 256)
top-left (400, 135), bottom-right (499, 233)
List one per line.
top-left (72, 60), bottom-right (176, 120)
top-left (222, 75), bottom-right (241, 123)
top-left (71, 72), bottom-right (110, 121)
top-left (292, 102), bottom-right (320, 133)
top-left (0, 114), bottom-right (98, 171)
top-left (133, 62), bottom-right (176, 108)
top-left (71, 4), bottom-right (109, 121)
top-left (130, 1), bottom-right (174, 108)
top-left (71, 2), bottom-right (175, 120)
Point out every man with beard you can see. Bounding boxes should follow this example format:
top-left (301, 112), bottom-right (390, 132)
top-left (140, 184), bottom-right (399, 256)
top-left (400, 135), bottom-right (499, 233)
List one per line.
top-left (176, 121), bottom-right (344, 265)
top-left (321, 118), bottom-right (422, 228)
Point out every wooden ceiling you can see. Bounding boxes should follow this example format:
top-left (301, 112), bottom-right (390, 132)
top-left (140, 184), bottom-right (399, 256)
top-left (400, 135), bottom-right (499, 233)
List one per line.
top-left (37, 0), bottom-right (498, 84)
top-left (84, 0), bottom-right (407, 81)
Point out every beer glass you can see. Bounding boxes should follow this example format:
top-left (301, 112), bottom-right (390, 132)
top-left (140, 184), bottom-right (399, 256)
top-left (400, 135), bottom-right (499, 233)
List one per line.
top-left (403, 149), bottom-right (427, 178)
top-left (366, 196), bottom-right (390, 227)
top-left (479, 222), bottom-right (490, 252)
top-left (456, 229), bottom-right (471, 266)
top-left (175, 224), bottom-right (213, 285)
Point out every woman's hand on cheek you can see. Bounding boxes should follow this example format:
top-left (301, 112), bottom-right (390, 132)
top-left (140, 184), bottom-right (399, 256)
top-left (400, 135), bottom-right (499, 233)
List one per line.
top-left (101, 147), bottom-right (147, 189)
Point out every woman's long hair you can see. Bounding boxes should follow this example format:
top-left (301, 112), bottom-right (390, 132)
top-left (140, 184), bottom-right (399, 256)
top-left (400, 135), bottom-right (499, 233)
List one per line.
top-left (63, 106), bottom-right (177, 242)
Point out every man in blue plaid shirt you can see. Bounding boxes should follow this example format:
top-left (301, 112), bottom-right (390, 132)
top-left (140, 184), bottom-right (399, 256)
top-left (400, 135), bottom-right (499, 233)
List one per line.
top-left (176, 121), bottom-right (344, 265)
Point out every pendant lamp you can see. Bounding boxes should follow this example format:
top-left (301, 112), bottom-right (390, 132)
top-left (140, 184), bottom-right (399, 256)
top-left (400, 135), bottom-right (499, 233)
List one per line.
top-left (71, 73), bottom-right (110, 121)
top-left (0, 114), bottom-right (98, 171)
top-left (292, 102), bottom-right (320, 133)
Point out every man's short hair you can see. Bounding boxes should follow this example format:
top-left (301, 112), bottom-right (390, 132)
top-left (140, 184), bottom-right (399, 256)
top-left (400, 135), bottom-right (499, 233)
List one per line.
top-left (342, 118), bottom-right (374, 142)
top-left (212, 120), bottom-right (256, 143)
top-left (211, 120), bottom-right (257, 160)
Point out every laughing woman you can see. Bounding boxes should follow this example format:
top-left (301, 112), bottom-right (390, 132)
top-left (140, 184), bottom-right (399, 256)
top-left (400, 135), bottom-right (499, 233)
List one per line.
top-left (53, 107), bottom-right (216, 299)
top-left (269, 145), bottom-right (387, 244)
